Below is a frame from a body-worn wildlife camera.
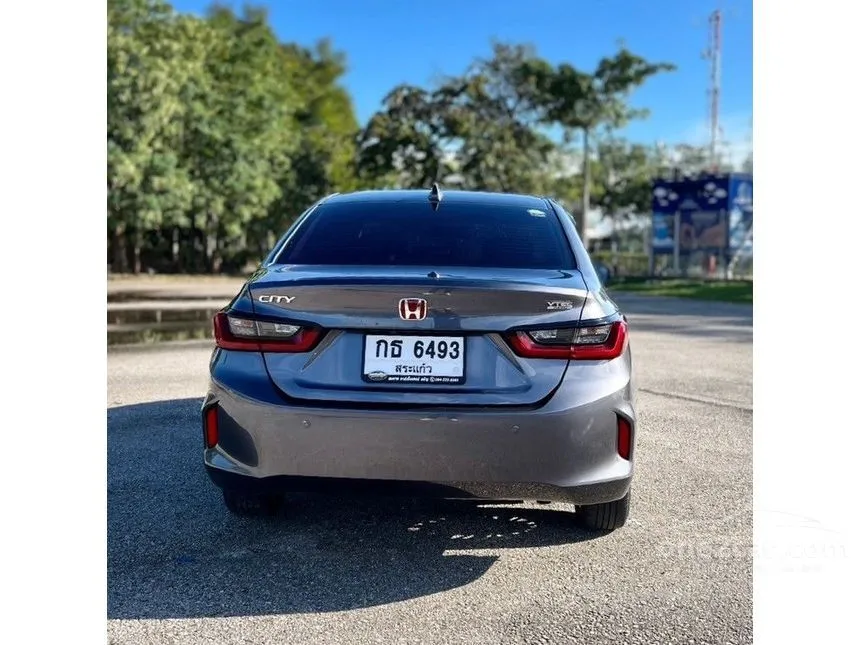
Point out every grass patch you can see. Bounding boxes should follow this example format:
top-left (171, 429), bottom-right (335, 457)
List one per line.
top-left (610, 279), bottom-right (752, 304)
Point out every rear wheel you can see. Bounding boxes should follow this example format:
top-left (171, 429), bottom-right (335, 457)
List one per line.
top-left (574, 491), bottom-right (630, 531)
top-left (222, 489), bottom-right (283, 517)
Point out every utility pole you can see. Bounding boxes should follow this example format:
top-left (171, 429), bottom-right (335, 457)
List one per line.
top-left (704, 9), bottom-right (722, 172)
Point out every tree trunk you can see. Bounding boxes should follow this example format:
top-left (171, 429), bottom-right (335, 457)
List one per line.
top-left (132, 227), bottom-right (142, 275)
top-left (171, 227), bottom-right (180, 273)
top-left (580, 128), bottom-right (591, 249)
top-left (213, 226), bottom-right (224, 274)
top-left (204, 212), bottom-right (222, 274)
top-left (189, 214), bottom-right (204, 273)
top-left (111, 224), bottom-right (129, 274)
top-left (205, 212), bottom-right (216, 273)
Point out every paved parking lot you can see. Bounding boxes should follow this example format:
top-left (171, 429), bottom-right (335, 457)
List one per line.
top-left (107, 294), bottom-right (753, 645)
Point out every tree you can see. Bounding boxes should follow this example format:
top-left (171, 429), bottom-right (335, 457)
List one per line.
top-left (592, 136), bottom-right (655, 216)
top-left (526, 48), bottom-right (676, 245)
top-left (107, 2), bottom-right (686, 274)
top-left (656, 143), bottom-right (735, 176)
top-left (440, 43), bottom-right (555, 194)
top-left (260, 40), bottom-right (361, 251)
top-left (357, 42), bottom-right (555, 195)
top-left (177, 5), bottom-right (300, 272)
top-left (107, 0), bottom-right (365, 274)
top-left (357, 84), bottom-right (454, 189)
top-left (107, 0), bottom-right (197, 273)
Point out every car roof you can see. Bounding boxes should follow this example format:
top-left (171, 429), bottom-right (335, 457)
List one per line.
top-left (323, 189), bottom-right (552, 211)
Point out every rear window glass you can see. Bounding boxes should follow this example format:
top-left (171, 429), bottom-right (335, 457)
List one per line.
top-left (275, 201), bottom-right (575, 269)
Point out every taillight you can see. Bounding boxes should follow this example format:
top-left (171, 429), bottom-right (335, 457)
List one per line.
top-left (213, 312), bottom-right (323, 352)
top-left (204, 405), bottom-right (219, 449)
top-left (506, 319), bottom-right (628, 360)
top-left (617, 414), bottom-right (632, 460)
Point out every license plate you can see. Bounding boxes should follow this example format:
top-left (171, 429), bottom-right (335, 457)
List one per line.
top-left (362, 335), bottom-right (466, 385)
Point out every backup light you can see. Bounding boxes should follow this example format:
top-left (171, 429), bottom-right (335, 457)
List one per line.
top-left (214, 313), bottom-right (322, 352)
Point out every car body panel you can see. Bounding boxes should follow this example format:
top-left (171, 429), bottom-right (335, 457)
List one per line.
top-left (204, 346), bottom-right (634, 503)
top-left (244, 266), bottom-right (598, 406)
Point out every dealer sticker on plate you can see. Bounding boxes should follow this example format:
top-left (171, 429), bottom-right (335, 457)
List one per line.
top-left (362, 335), bottom-right (465, 384)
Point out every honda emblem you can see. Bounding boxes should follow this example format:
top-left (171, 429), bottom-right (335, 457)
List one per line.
top-left (398, 298), bottom-right (428, 321)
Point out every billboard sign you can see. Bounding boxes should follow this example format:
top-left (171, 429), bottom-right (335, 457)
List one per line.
top-left (728, 174), bottom-right (753, 254)
top-left (651, 173), bottom-right (752, 257)
top-left (651, 179), bottom-right (679, 255)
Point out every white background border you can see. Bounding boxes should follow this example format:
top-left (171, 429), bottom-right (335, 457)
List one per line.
top-left (753, 0), bottom-right (859, 642)
top-left (1, 0), bottom-right (106, 639)
top-left (2, 0), bottom-right (859, 642)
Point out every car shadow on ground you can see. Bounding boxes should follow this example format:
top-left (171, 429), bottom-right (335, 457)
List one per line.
top-left (108, 398), bottom-right (604, 620)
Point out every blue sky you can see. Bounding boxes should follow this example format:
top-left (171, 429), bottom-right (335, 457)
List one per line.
top-left (172, 0), bottom-right (752, 157)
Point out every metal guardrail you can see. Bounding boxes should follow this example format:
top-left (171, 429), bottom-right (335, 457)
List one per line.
top-left (107, 300), bottom-right (224, 326)
top-left (107, 301), bottom-right (223, 345)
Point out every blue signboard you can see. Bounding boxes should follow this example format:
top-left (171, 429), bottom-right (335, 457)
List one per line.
top-left (651, 173), bottom-right (752, 257)
top-left (677, 175), bottom-right (727, 253)
top-left (728, 173), bottom-right (753, 255)
top-left (651, 178), bottom-right (679, 255)
top-left (651, 213), bottom-right (676, 253)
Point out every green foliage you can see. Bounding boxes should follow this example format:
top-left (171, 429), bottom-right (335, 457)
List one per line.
top-left (524, 46), bottom-right (676, 141)
top-left (177, 5), bottom-right (299, 270)
top-left (271, 40), bottom-right (360, 228)
top-left (610, 279), bottom-right (753, 304)
top-left (524, 47), bottom-right (676, 240)
top-left (591, 251), bottom-right (650, 276)
top-left (107, 0), bottom-right (358, 273)
top-left (107, 3), bottom-right (743, 275)
top-left (592, 137), bottom-right (658, 216)
top-left (358, 43), bottom-right (555, 194)
top-left (358, 84), bottom-right (452, 189)
top-left (108, 0), bottom-right (197, 270)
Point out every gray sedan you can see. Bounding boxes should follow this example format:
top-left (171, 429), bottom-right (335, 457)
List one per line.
top-left (202, 186), bottom-right (636, 531)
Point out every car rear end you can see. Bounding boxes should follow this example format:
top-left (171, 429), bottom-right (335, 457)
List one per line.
top-left (202, 190), bottom-right (636, 529)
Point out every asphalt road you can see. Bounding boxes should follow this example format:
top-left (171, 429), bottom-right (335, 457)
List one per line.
top-left (107, 294), bottom-right (753, 645)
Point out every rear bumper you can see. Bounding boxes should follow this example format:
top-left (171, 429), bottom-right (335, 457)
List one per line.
top-left (205, 467), bottom-right (632, 506)
top-left (202, 351), bottom-right (636, 505)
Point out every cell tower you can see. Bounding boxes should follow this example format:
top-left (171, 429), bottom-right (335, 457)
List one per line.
top-left (704, 9), bottom-right (722, 171)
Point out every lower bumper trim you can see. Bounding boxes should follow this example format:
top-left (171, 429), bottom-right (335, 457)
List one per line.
top-left (205, 465), bottom-right (631, 506)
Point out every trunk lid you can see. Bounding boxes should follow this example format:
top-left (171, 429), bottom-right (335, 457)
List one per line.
top-left (247, 265), bottom-right (590, 407)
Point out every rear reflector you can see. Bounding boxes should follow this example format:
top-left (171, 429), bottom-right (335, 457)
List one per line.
top-left (506, 319), bottom-right (628, 360)
top-left (617, 415), bottom-right (632, 460)
top-left (204, 405), bottom-right (219, 449)
top-left (214, 312), bottom-right (323, 352)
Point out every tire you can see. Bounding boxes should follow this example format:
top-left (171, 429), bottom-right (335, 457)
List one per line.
top-left (574, 491), bottom-right (630, 531)
top-left (222, 489), bottom-right (283, 517)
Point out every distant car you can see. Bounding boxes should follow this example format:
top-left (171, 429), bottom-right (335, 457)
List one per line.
top-left (202, 187), bottom-right (637, 531)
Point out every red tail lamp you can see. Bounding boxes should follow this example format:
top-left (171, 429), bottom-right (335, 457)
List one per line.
top-left (204, 405), bottom-right (219, 449)
top-left (617, 415), bottom-right (632, 460)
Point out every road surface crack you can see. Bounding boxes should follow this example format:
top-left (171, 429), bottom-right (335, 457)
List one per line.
top-left (638, 388), bottom-right (752, 412)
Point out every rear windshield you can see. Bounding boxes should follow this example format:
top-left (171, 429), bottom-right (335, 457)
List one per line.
top-left (274, 201), bottom-right (575, 269)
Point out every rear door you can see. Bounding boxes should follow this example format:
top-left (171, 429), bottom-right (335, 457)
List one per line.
top-left (249, 196), bottom-right (591, 407)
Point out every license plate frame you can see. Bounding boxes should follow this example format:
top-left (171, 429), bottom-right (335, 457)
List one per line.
top-left (362, 334), bottom-right (467, 385)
